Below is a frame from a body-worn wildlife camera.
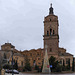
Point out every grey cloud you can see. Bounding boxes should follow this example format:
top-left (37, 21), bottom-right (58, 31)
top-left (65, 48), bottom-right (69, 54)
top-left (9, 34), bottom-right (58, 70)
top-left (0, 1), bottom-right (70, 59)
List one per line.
top-left (0, 0), bottom-right (75, 56)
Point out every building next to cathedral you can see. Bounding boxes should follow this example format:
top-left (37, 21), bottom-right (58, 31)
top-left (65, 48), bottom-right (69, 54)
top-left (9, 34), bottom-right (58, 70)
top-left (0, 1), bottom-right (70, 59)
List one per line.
top-left (0, 4), bottom-right (74, 70)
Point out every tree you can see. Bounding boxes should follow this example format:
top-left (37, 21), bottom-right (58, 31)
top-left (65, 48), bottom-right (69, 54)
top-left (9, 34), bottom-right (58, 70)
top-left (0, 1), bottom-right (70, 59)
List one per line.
top-left (24, 56), bottom-right (31, 71)
top-left (35, 65), bottom-right (39, 70)
top-left (63, 59), bottom-right (65, 67)
top-left (35, 65), bottom-right (42, 72)
top-left (35, 65), bottom-right (39, 72)
top-left (14, 60), bottom-right (18, 70)
top-left (3, 64), bottom-right (12, 69)
top-left (67, 59), bottom-right (70, 70)
top-left (62, 59), bottom-right (66, 71)
top-left (49, 56), bottom-right (57, 69)
top-left (49, 56), bottom-right (61, 72)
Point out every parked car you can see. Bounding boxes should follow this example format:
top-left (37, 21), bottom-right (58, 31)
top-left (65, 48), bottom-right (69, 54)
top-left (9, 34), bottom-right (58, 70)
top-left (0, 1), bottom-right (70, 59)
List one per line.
top-left (5, 69), bottom-right (10, 73)
top-left (12, 70), bottom-right (19, 74)
top-left (5, 69), bottom-right (19, 74)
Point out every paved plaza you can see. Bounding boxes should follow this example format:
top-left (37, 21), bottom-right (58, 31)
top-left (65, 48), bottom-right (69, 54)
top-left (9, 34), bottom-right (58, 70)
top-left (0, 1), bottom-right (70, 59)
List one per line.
top-left (5, 73), bottom-right (75, 75)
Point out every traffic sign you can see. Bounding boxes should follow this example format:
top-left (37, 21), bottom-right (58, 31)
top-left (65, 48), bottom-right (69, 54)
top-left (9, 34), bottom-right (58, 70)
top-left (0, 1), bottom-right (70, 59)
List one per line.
top-left (50, 65), bottom-right (52, 68)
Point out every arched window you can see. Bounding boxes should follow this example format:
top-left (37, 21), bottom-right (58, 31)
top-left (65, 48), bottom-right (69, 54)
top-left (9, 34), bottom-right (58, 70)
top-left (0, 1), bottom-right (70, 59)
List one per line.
top-left (47, 31), bottom-right (49, 36)
top-left (21, 61), bottom-right (23, 66)
top-left (50, 48), bottom-right (52, 52)
top-left (4, 53), bottom-right (7, 59)
top-left (50, 19), bottom-right (51, 21)
top-left (53, 30), bottom-right (55, 35)
top-left (50, 29), bottom-right (52, 35)
top-left (33, 60), bottom-right (36, 66)
top-left (60, 59), bottom-right (62, 64)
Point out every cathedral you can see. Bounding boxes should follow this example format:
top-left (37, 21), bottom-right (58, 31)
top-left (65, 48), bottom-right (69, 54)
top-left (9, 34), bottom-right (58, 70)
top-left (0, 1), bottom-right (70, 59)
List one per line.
top-left (43, 4), bottom-right (73, 67)
top-left (0, 4), bottom-right (74, 70)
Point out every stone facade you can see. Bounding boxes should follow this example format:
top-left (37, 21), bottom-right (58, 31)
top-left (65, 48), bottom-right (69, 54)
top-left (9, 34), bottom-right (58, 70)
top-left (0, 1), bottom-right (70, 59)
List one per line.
top-left (0, 43), bottom-right (44, 69)
top-left (43, 14), bottom-right (59, 58)
top-left (1, 43), bottom-right (15, 51)
top-left (0, 42), bottom-right (73, 69)
top-left (0, 4), bottom-right (74, 71)
top-left (43, 4), bottom-right (73, 67)
top-left (0, 43), bottom-right (24, 69)
top-left (22, 49), bottom-right (44, 67)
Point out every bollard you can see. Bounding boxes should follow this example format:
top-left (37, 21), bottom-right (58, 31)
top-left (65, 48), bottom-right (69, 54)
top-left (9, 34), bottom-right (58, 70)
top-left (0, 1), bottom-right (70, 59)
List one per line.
top-left (1, 69), bottom-right (5, 75)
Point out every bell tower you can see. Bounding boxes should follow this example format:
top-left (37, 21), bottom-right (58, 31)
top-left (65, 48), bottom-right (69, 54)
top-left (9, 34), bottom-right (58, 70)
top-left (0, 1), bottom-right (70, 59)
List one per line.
top-left (43, 4), bottom-right (59, 58)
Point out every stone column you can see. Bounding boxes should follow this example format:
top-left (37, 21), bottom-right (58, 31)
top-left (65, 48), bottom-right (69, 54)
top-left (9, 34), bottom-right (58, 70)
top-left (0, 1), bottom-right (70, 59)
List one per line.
top-left (1, 69), bottom-right (5, 75)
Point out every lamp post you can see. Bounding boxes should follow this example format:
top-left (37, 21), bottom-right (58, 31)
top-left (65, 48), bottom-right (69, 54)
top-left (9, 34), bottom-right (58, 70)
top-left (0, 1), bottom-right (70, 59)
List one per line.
top-left (11, 47), bottom-right (14, 75)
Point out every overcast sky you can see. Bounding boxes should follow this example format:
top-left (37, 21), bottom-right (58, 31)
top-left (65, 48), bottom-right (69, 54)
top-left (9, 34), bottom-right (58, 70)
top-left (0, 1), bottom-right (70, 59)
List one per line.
top-left (0, 0), bottom-right (75, 56)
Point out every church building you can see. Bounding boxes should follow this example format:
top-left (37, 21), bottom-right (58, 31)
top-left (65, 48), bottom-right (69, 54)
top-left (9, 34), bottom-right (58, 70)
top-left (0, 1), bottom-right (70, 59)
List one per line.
top-left (43, 4), bottom-right (73, 67)
top-left (0, 4), bottom-right (74, 70)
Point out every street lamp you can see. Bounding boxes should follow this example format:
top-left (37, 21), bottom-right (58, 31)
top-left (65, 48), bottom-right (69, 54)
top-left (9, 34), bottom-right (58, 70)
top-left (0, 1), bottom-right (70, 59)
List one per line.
top-left (11, 47), bottom-right (14, 75)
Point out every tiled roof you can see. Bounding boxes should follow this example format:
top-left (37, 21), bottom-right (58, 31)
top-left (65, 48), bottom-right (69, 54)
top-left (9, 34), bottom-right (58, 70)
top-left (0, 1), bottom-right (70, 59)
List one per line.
top-left (59, 52), bottom-right (73, 56)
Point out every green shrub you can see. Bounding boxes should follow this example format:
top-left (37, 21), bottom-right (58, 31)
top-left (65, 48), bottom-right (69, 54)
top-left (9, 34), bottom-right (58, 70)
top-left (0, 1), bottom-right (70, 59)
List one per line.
top-left (3, 64), bottom-right (12, 69)
top-left (49, 56), bottom-right (62, 72)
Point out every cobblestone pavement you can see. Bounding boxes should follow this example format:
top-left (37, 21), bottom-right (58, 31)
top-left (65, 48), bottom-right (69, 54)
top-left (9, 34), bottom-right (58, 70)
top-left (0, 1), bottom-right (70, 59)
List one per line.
top-left (5, 73), bottom-right (75, 75)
